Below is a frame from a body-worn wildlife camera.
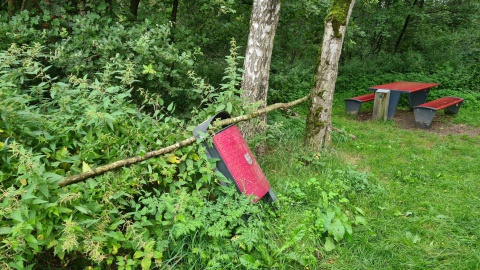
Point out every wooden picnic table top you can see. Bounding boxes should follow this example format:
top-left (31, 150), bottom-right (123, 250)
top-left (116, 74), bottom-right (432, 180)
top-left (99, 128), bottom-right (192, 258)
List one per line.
top-left (368, 81), bottom-right (440, 93)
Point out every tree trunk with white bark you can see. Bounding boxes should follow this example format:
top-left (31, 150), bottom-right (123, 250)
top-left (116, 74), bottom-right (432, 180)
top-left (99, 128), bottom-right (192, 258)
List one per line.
top-left (240, 0), bottom-right (281, 155)
top-left (305, 0), bottom-right (355, 148)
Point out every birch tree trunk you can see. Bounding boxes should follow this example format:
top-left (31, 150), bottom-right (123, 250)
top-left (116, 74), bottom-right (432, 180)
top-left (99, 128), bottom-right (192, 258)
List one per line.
top-left (305, 0), bottom-right (355, 149)
top-left (241, 0), bottom-right (281, 155)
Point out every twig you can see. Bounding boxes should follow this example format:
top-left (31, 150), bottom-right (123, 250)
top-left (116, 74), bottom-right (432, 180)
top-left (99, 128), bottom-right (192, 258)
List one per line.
top-left (332, 127), bottom-right (356, 140)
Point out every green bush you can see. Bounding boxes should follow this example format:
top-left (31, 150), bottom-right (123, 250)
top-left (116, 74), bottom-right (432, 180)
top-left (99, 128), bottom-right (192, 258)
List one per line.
top-left (0, 42), bottom-right (265, 269)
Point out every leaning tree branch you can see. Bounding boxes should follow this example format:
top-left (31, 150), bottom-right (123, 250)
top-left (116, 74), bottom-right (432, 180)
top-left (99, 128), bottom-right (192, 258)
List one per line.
top-left (58, 95), bottom-right (311, 187)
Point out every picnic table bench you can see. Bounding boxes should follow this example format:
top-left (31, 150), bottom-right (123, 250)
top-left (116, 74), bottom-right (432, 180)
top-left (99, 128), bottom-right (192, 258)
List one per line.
top-left (345, 82), bottom-right (440, 117)
top-left (413, 97), bottom-right (464, 128)
top-left (344, 93), bottom-right (375, 115)
top-left (367, 81), bottom-right (440, 119)
top-left (344, 82), bottom-right (464, 128)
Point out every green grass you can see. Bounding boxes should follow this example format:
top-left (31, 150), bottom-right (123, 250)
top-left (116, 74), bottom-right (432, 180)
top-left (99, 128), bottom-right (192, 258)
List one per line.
top-left (261, 97), bottom-right (480, 269)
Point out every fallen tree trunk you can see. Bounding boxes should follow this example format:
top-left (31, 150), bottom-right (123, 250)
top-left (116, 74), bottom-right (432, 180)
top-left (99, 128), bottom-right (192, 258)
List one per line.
top-left (59, 95), bottom-right (311, 187)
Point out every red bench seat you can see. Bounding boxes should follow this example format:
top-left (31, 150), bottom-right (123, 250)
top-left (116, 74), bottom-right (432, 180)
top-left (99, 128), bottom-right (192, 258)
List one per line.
top-left (413, 96), bottom-right (464, 128)
top-left (345, 93), bottom-right (375, 115)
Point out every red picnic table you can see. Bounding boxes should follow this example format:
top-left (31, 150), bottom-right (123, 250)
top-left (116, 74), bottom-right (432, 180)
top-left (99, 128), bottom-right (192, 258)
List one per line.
top-left (368, 81), bottom-right (440, 120)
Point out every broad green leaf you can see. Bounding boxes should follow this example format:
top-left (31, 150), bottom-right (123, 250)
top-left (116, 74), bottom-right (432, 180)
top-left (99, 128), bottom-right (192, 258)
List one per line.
top-left (215, 104), bottom-right (226, 112)
top-left (141, 256), bottom-right (151, 270)
top-left (239, 254), bottom-right (260, 269)
top-left (108, 220), bottom-right (125, 230)
top-left (331, 217), bottom-right (345, 241)
top-left (344, 222), bottom-right (353, 236)
top-left (39, 183), bottom-right (50, 198)
top-left (74, 205), bottom-right (90, 214)
top-left (226, 102), bottom-right (233, 113)
top-left (167, 102), bottom-right (174, 112)
top-left (25, 234), bottom-right (38, 244)
top-left (10, 210), bottom-right (23, 222)
top-left (106, 118), bottom-right (114, 131)
top-left (166, 155), bottom-right (180, 164)
top-left (176, 214), bottom-right (185, 222)
top-left (324, 236), bottom-right (336, 252)
top-left (134, 251), bottom-right (144, 259)
top-left (0, 227), bottom-right (12, 235)
top-left (32, 199), bottom-right (48, 204)
top-left (78, 219), bottom-right (100, 227)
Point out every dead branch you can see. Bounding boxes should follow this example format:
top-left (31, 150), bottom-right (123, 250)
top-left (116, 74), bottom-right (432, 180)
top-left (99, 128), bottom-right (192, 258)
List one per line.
top-left (332, 127), bottom-right (357, 140)
top-left (58, 95), bottom-right (311, 187)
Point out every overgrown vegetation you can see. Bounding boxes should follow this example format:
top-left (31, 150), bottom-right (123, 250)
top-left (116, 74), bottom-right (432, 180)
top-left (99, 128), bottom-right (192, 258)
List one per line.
top-left (1, 0), bottom-right (479, 269)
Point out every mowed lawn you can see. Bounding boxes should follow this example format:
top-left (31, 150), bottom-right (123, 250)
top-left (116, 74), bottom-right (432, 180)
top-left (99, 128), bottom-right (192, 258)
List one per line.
top-left (330, 114), bottom-right (480, 269)
top-left (263, 101), bottom-right (479, 269)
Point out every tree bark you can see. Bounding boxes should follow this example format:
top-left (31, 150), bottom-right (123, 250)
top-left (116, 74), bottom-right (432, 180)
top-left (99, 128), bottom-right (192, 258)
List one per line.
top-left (79, 0), bottom-right (86, 16)
top-left (130, 0), bottom-right (141, 19)
top-left (7, 0), bottom-right (17, 17)
top-left (394, 0), bottom-right (424, 52)
top-left (305, 0), bottom-right (355, 149)
top-left (58, 95), bottom-right (309, 187)
top-left (171, 0), bottom-right (179, 29)
top-left (167, 0), bottom-right (179, 87)
top-left (240, 0), bottom-right (281, 155)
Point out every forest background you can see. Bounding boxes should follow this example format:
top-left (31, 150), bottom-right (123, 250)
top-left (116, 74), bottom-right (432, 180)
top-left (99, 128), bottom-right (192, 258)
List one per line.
top-left (1, 0), bottom-right (479, 269)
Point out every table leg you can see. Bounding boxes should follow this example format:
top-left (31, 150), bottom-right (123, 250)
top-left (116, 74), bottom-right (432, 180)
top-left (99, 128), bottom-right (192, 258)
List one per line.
top-left (386, 91), bottom-right (401, 120)
top-left (408, 90), bottom-right (429, 108)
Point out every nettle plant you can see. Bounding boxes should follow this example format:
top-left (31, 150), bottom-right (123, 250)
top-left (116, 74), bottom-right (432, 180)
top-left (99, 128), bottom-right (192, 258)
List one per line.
top-left (0, 43), bottom-right (269, 269)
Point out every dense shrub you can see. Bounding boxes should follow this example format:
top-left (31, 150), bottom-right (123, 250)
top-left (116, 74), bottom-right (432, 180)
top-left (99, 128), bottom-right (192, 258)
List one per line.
top-left (0, 42), bottom-right (261, 269)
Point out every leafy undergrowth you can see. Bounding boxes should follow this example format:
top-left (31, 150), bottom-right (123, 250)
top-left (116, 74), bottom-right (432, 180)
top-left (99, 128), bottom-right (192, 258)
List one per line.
top-left (2, 43), bottom-right (478, 269)
top-left (0, 43), bottom-right (375, 270)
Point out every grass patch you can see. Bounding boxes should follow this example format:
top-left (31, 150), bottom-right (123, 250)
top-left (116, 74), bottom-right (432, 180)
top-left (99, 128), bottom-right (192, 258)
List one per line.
top-left (260, 96), bottom-right (479, 269)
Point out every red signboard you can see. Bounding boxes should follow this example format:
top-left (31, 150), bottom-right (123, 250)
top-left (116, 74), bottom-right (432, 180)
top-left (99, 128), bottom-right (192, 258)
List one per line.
top-left (212, 125), bottom-right (271, 202)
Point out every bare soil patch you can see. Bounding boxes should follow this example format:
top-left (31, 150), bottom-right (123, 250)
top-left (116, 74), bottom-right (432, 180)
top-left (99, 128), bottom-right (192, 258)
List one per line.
top-left (357, 109), bottom-right (480, 137)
